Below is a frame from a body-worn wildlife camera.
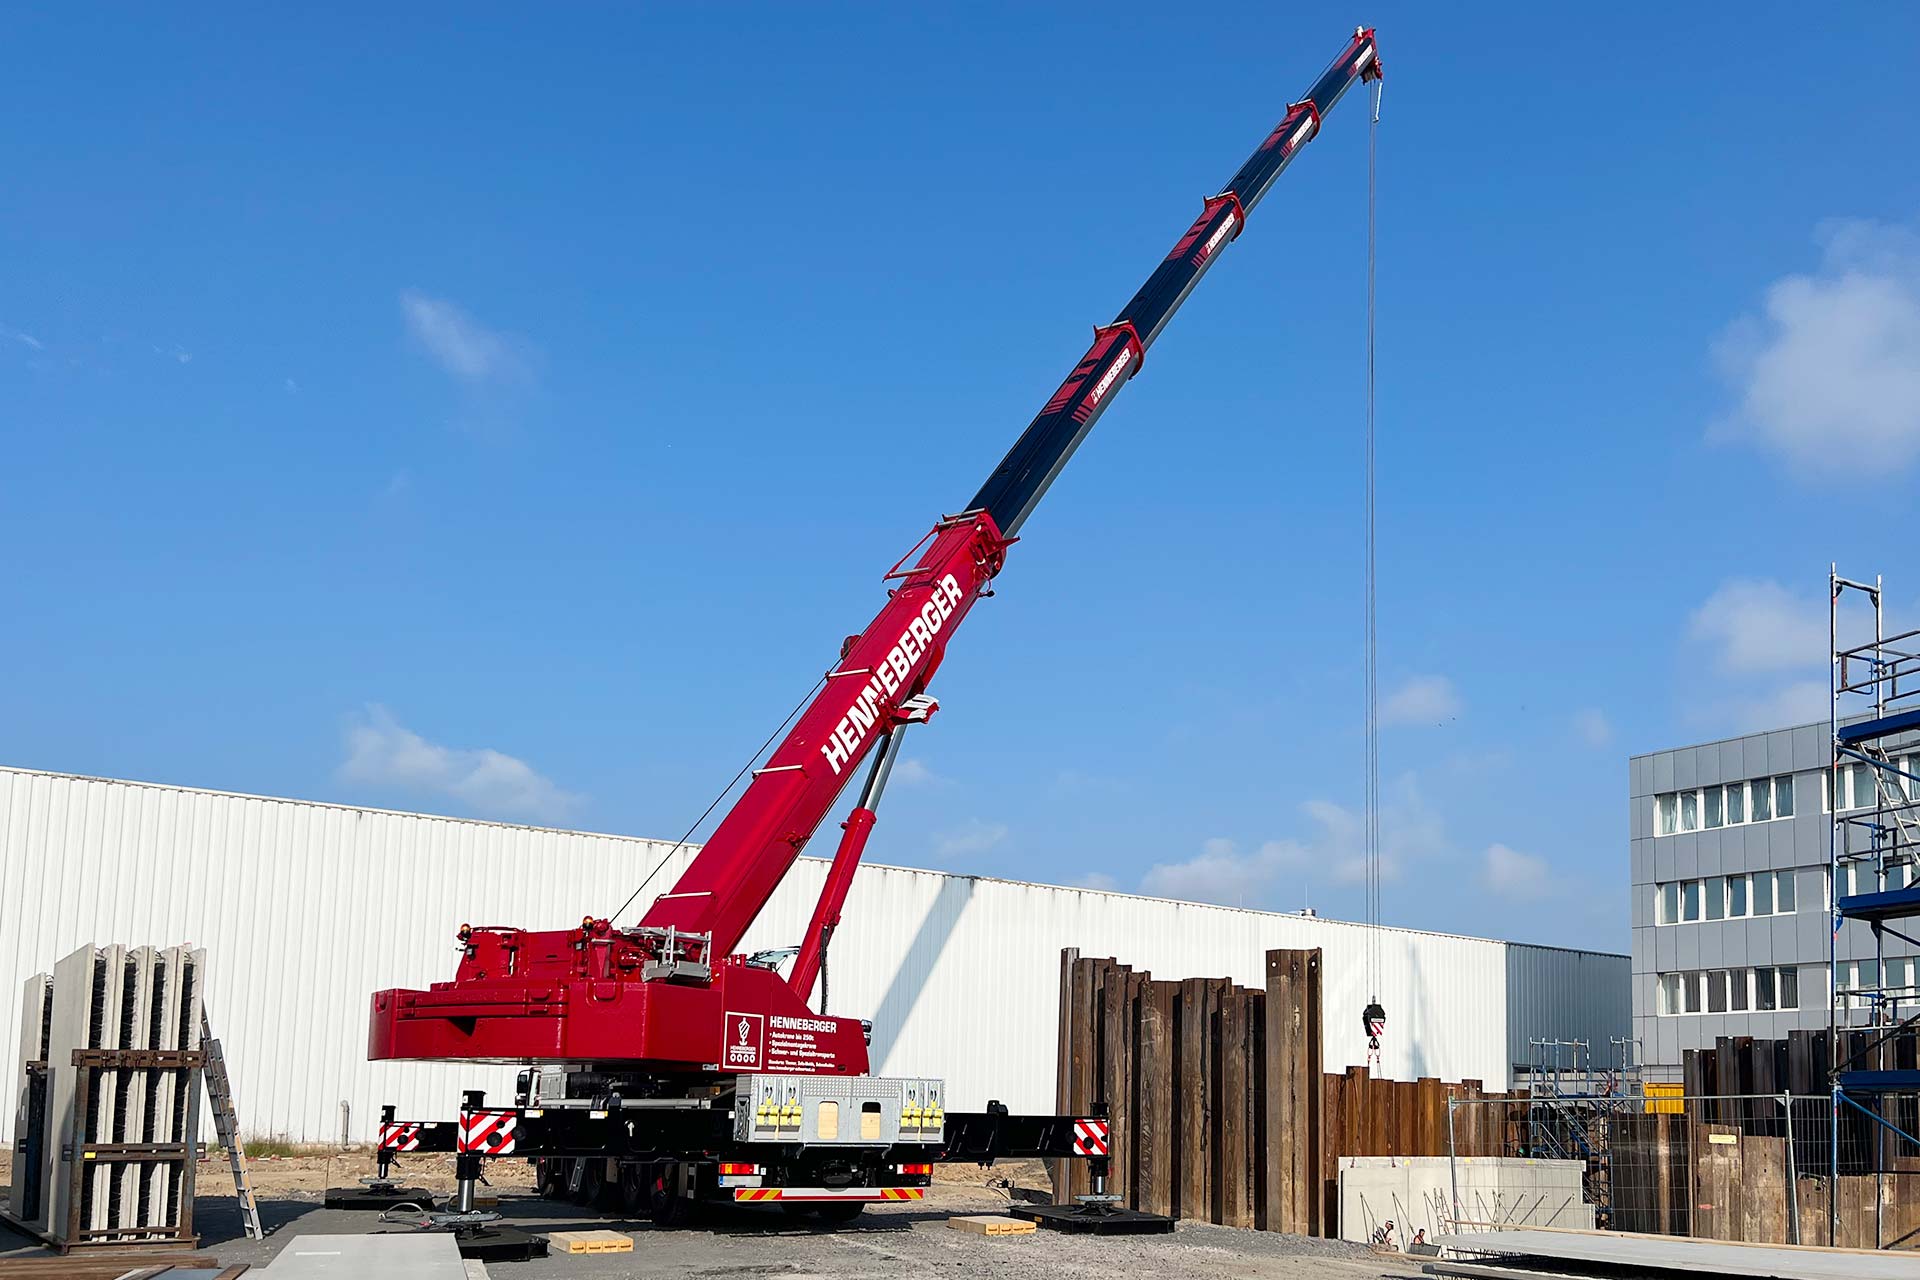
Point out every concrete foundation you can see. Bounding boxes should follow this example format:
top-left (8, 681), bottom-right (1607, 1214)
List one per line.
top-left (1338, 1155), bottom-right (1595, 1250)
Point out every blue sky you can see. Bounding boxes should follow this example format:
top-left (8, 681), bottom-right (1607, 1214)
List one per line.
top-left (5, 5), bottom-right (1918, 954)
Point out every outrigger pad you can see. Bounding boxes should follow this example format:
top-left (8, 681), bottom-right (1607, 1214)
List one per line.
top-left (323, 1185), bottom-right (438, 1210)
top-left (454, 1224), bottom-right (549, 1262)
top-left (1010, 1204), bottom-right (1176, 1235)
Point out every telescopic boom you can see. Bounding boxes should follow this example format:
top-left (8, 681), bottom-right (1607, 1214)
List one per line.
top-left (640, 28), bottom-right (1382, 963)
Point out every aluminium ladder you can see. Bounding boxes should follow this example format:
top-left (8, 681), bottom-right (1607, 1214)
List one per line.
top-left (200, 1009), bottom-right (264, 1240)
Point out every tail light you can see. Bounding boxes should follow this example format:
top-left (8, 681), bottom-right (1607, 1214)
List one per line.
top-left (896, 1163), bottom-right (932, 1176)
top-left (718, 1162), bottom-right (763, 1176)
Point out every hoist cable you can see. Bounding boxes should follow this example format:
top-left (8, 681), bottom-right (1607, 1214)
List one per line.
top-left (1364, 75), bottom-right (1383, 1005)
top-left (611, 673), bottom-right (828, 924)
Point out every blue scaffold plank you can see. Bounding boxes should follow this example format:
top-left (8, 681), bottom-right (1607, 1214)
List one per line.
top-left (1838, 1069), bottom-right (1920, 1093)
top-left (1837, 883), bottom-right (1920, 922)
top-left (1837, 705), bottom-right (1920, 744)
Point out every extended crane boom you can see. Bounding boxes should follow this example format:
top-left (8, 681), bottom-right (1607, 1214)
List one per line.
top-left (370, 28), bottom-right (1380, 1074)
top-left (641, 25), bottom-right (1381, 960)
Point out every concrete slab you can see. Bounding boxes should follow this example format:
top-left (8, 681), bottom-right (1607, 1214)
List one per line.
top-left (263, 1232), bottom-right (470, 1277)
top-left (1436, 1227), bottom-right (1920, 1279)
top-left (1340, 1157), bottom-right (1593, 1250)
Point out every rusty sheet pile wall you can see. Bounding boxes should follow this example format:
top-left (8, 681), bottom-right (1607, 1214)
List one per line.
top-left (1052, 949), bottom-right (1528, 1235)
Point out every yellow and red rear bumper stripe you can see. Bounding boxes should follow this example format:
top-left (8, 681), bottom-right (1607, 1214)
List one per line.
top-left (732, 1187), bottom-right (926, 1202)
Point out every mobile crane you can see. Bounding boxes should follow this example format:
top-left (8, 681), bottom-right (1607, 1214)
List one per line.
top-left (365, 27), bottom-right (1381, 1237)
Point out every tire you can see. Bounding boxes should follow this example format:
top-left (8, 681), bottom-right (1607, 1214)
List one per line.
top-left (649, 1168), bottom-right (694, 1229)
top-left (574, 1157), bottom-right (607, 1207)
top-left (814, 1201), bottom-right (865, 1224)
top-left (537, 1158), bottom-right (571, 1200)
top-left (618, 1163), bottom-right (648, 1216)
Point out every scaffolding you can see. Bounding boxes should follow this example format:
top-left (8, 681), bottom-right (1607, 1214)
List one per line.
top-left (1517, 1037), bottom-right (1642, 1224)
top-left (1827, 567), bottom-right (1920, 1249)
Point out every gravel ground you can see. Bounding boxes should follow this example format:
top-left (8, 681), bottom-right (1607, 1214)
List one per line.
top-left (198, 1194), bottom-right (1417, 1279)
top-left (4, 1153), bottom-right (1419, 1278)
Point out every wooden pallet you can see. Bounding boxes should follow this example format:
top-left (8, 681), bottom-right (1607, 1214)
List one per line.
top-left (547, 1228), bottom-right (634, 1254)
top-left (947, 1214), bottom-right (1037, 1236)
top-left (0, 1254), bottom-right (244, 1278)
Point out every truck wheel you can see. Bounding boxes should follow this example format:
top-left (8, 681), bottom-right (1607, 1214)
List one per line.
top-left (537, 1158), bottom-right (570, 1200)
top-left (649, 1171), bottom-right (693, 1229)
top-left (618, 1163), bottom-right (648, 1215)
top-left (815, 1202), bottom-right (865, 1224)
top-left (574, 1157), bottom-right (607, 1207)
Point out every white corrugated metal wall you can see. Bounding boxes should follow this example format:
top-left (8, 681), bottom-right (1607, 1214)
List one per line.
top-left (0, 766), bottom-right (1628, 1142)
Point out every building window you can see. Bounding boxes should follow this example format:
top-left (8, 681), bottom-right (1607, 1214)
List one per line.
top-left (1654, 774), bottom-right (1797, 836)
top-left (1654, 871), bottom-right (1798, 925)
top-left (1825, 762), bottom-right (1889, 812)
top-left (1662, 967), bottom-right (1799, 1016)
top-left (1838, 860), bottom-right (1916, 898)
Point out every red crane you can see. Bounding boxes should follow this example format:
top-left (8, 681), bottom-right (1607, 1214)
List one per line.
top-left (370, 27), bottom-right (1382, 1083)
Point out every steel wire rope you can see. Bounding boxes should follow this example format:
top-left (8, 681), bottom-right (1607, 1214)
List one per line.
top-left (611, 673), bottom-right (828, 924)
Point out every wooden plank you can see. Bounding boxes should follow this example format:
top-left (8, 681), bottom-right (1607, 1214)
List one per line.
top-left (1459, 1079), bottom-right (1483, 1157)
top-left (1302, 949), bottom-right (1323, 1237)
top-left (1052, 947), bottom-right (1079, 1205)
top-left (1415, 1077), bottom-right (1443, 1157)
top-left (1248, 987), bottom-right (1267, 1230)
top-left (1739, 1134), bottom-right (1787, 1245)
top-left (1264, 950), bottom-right (1315, 1235)
top-left (549, 1228), bottom-right (635, 1254)
top-left (1177, 976), bottom-right (1207, 1221)
top-left (1218, 986), bottom-right (1252, 1228)
top-left (1692, 1123), bottom-right (1741, 1242)
top-left (1064, 958), bottom-right (1104, 1204)
top-left (1135, 980), bottom-right (1174, 1218)
top-left (1100, 963), bottom-right (1132, 1207)
top-left (1319, 1070), bottom-right (1342, 1238)
top-left (947, 1214), bottom-right (1036, 1236)
top-left (1209, 978), bottom-right (1231, 1224)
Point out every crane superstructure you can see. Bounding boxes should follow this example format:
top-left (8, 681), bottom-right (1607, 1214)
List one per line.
top-left (365, 28), bottom-right (1381, 1231)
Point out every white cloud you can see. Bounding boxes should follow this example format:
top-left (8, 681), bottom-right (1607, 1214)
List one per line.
top-left (1713, 219), bottom-right (1920, 472)
top-left (1685, 579), bottom-right (1860, 733)
top-left (1139, 778), bottom-right (1444, 909)
top-left (932, 819), bottom-right (1007, 859)
top-left (1141, 835), bottom-right (1306, 907)
top-left (1381, 675), bottom-right (1462, 726)
top-left (1572, 708), bottom-right (1613, 748)
top-left (891, 758), bottom-right (941, 787)
top-left (339, 704), bottom-right (579, 821)
top-left (1072, 871), bottom-right (1120, 892)
top-left (1481, 843), bottom-right (1550, 900)
top-left (1710, 679), bottom-right (1832, 736)
top-left (4, 325), bottom-right (43, 351)
top-left (401, 290), bottom-right (526, 383)
top-left (1688, 579), bottom-right (1827, 675)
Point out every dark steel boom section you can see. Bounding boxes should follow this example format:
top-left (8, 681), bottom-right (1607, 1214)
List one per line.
top-left (969, 28), bottom-right (1380, 537)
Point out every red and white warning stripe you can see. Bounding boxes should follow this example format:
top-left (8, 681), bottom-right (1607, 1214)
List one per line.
top-left (377, 1121), bottom-right (421, 1152)
top-left (457, 1109), bottom-right (518, 1155)
top-left (1072, 1118), bottom-right (1110, 1156)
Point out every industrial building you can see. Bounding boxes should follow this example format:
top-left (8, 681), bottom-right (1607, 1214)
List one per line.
top-left (0, 762), bottom-right (1628, 1144)
top-left (1630, 718), bottom-right (1920, 1080)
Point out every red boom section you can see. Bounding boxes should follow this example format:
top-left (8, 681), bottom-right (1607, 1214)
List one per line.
top-left (637, 510), bottom-right (1009, 958)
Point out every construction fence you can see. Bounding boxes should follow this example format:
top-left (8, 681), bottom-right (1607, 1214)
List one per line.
top-left (1445, 1091), bottom-right (1917, 1251)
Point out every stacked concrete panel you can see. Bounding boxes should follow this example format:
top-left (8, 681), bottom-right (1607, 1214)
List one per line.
top-left (7, 974), bottom-right (52, 1224)
top-left (6, 942), bottom-right (204, 1246)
